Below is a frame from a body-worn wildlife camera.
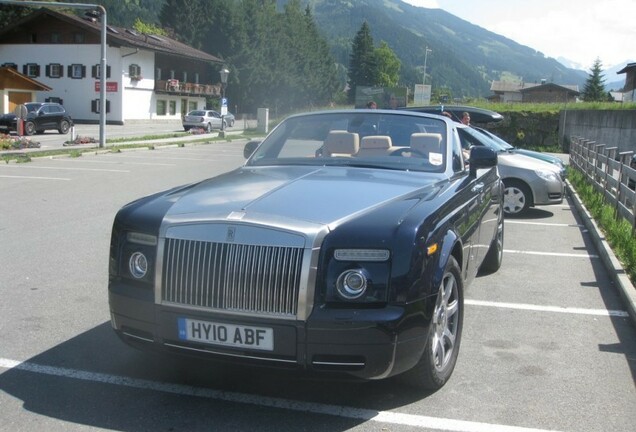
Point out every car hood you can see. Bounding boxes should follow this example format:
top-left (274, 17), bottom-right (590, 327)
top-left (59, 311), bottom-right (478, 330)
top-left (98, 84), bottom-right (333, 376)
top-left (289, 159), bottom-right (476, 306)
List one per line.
top-left (161, 165), bottom-right (440, 230)
top-left (497, 152), bottom-right (562, 173)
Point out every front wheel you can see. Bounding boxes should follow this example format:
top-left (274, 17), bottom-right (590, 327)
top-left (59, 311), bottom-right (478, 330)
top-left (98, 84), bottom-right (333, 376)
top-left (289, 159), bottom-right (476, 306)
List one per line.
top-left (400, 256), bottom-right (464, 390)
top-left (503, 180), bottom-right (531, 216)
top-left (205, 123), bottom-right (212, 133)
top-left (58, 120), bottom-right (70, 134)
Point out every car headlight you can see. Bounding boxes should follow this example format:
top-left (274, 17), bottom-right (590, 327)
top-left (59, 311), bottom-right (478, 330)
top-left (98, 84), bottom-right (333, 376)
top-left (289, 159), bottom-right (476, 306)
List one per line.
top-left (129, 252), bottom-right (149, 279)
top-left (535, 169), bottom-right (559, 182)
top-left (336, 269), bottom-right (368, 300)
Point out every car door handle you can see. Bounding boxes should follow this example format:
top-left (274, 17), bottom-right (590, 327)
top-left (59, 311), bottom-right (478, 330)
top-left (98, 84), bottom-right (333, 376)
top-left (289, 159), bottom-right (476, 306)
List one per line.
top-left (471, 183), bottom-right (484, 194)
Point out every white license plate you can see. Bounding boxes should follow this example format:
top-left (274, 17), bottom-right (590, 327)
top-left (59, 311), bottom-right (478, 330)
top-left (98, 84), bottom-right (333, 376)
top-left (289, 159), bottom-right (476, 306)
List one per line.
top-left (178, 318), bottom-right (274, 351)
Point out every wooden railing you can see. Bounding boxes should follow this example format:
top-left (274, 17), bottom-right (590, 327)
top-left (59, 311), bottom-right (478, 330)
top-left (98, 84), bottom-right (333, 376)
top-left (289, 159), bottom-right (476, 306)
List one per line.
top-left (155, 80), bottom-right (221, 97)
top-left (569, 136), bottom-right (636, 234)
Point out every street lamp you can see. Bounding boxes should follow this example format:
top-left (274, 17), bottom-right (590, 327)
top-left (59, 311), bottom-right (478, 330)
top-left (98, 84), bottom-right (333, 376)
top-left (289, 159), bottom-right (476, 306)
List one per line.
top-left (219, 67), bottom-right (229, 133)
top-left (423, 47), bottom-right (432, 85)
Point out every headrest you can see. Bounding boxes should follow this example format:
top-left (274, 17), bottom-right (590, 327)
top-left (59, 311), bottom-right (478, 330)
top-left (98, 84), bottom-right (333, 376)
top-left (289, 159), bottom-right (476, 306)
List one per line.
top-left (324, 130), bottom-right (360, 156)
top-left (360, 135), bottom-right (393, 150)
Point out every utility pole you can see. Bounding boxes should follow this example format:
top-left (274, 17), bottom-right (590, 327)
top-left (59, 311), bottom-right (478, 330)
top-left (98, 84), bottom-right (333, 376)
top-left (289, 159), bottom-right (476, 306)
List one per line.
top-left (423, 46), bottom-right (432, 85)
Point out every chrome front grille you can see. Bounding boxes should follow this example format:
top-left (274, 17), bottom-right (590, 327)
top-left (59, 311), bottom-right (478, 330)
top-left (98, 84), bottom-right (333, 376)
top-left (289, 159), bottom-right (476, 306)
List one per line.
top-left (161, 238), bottom-right (303, 317)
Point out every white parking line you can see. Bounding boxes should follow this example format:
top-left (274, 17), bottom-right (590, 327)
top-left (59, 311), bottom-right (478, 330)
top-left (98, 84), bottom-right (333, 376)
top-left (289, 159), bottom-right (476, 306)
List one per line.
top-left (0, 175), bottom-right (71, 181)
top-left (47, 159), bottom-right (176, 167)
top-left (505, 220), bottom-right (584, 228)
top-left (504, 249), bottom-right (599, 259)
top-left (0, 357), bottom-right (561, 432)
top-left (466, 299), bottom-right (629, 317)
top-left (0, 165), bottom-right (129, 173)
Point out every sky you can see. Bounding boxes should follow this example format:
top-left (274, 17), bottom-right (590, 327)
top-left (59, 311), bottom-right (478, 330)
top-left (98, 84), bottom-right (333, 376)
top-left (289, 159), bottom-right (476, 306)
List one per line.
top-left (402, 0), bottom-right (635, 70)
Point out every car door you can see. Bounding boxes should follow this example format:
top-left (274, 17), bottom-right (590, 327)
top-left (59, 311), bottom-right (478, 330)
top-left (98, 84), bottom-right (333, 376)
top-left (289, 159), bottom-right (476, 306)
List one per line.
top-left (209, 111), bottom-right (222, 128)
top-left (457, 130), bottom-right (499, 276)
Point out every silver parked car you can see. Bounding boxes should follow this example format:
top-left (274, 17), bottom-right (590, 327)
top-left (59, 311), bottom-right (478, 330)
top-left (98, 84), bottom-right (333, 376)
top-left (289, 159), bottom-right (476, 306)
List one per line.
top-left (458, 124), bottom-right (564, 216)
top-left (182, 110), bottom-right (227, 132)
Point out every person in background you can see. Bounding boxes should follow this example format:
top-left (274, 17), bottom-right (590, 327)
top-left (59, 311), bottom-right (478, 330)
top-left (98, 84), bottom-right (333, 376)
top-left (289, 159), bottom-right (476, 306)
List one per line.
top-left (367, 101), bottom-right (377, 109)
top-left (461, 112), bottom-right (471, 125)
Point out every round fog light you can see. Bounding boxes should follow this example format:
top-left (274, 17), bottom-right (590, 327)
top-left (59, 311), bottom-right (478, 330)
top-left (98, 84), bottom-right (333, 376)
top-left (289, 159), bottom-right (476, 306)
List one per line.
top-left (129, 252), bottom-right (148, 279)
top-left (336, 269), bottom-right (368, 299)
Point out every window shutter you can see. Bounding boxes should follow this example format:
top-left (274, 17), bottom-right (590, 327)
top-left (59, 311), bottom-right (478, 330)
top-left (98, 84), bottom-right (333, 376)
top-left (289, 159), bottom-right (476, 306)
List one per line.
top-left (22, 64), bottom-right (27, 74)
top-left (107, 65), bottom-right (111, 78)
top-left (67, 65), bottom-right (72, 77)
top-left (59, 66), bottom-right (64, 78)
top-left (45, 64), bottom-right (51, 77)
top-left (35, 65), bottom-right (40, 77)
top-left (91, 65), bottom-right (97, 78)
top-left (82, 65), bottom-right (86, 78)
top-left (106, 100), bottom-right (111, 113)
top-left (91, 99), bottom-right (97, 113)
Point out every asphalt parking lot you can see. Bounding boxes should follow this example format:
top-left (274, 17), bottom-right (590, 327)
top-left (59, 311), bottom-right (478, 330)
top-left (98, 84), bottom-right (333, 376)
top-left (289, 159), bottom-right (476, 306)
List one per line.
top-left (0, 143), bottom-right (634, 432)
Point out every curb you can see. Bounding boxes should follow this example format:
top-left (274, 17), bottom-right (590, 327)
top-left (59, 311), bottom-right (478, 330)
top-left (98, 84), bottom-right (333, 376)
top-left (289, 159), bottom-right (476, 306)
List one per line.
top-left (566, 180), bottom-right (636, 325)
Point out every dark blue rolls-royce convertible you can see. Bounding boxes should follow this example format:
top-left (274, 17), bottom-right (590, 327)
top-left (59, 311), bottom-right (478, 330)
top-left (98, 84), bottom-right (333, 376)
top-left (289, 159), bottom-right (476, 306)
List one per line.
top-left (109, 109), bottom-right (503, 390)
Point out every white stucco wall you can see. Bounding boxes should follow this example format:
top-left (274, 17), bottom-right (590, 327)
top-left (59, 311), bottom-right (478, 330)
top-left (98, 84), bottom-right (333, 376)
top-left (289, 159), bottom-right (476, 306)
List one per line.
top-left (0, 43), bottom-right (207, 123)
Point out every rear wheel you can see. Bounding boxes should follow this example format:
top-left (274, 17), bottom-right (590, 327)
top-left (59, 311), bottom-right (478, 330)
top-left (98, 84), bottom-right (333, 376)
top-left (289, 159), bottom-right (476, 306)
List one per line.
top-left (24, 121), bottom-right (35, 136)
top-left (503, 180), bottom-right (531, 216)
top-left (400, 256), bottom-right (463, 390)
top-left (481, 209), bottom-right (504, 274)
top-left (58, 120), bottom-right (70, 134)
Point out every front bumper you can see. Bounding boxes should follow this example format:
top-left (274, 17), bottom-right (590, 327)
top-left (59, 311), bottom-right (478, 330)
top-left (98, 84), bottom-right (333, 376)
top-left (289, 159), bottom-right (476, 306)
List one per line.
top-left (529, 176), bottom-right (565, 206)
top-left (109, 281), bottom-right (429, 380)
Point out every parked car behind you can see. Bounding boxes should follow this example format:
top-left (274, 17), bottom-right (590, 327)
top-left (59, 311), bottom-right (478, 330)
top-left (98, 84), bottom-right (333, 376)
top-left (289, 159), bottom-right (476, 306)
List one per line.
top-left (473, 126), bottom-right (566, 178)
top-left (0, 102), bottom-right (72, 135)
top-left (182, 110), bottom-right (227, 132)
top-left (224, 111), bottom-right (235, 127)
top-left (458, 124), bottom-right (564, 216)
top-left (109, 109), bottom-right (504, 391)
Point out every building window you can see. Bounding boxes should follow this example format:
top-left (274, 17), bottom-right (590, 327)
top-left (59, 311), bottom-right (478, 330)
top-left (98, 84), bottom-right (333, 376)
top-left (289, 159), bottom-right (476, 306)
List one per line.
top-left (194, 73), bottom-right (199, 84)
top-left (45, 97), bottom-right (64, 105)
top-left (68, 64), bottom-right (86, 79)
top-left (129, 64), bottom-right (142, 80)
top-left (50, 32), bottom-right (61, 43)
top-left (188, 101), bottom-right (197, 111)
top-left (46, 63), bottom-right (64, 78)
top-left (157, 100), bottom-right (167, 115)
top-left (156, 68), bottom-right (162, 81)
top-left (73, 32), bottom-right (85, 43)
top-left (92, 64), bottom-right (111, 79)
top-left (169, 100), bottom-right (176, 115)
top-left (182, 71), bottom-right (188, 83)
top-left (2, 63), bottom-right (17, 70)
top-left (23, 63), bottom-right (40, 78)
top-left (91, 99), bottom-right (111, 113)
top-left (170, 70), bottom-right (175, 79)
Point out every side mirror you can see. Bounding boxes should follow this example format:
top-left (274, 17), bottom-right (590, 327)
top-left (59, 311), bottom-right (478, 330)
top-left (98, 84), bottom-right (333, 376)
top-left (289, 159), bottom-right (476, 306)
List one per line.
top-left (469, 146), bottom-right (497, 177)
top-left (243, 140), bottom-right (261, 159)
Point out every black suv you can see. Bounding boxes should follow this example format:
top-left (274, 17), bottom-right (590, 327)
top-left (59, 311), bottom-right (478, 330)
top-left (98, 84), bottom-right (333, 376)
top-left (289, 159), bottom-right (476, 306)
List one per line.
top-left (0, 102), bottom-right (73, 135)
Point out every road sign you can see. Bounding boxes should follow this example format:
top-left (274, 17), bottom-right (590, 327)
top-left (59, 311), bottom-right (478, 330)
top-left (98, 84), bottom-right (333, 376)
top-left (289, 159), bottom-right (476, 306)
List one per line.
top-left (221, 98), bottom-right (228, 107)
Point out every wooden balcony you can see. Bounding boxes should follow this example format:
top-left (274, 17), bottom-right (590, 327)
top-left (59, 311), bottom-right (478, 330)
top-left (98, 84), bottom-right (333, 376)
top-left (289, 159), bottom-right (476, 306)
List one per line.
top-left (155, 80), bottom-right (221, 97)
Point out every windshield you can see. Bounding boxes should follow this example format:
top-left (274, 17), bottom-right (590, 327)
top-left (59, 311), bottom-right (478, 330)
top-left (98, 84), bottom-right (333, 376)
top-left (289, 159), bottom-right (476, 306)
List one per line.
top-left (475, 128), bottom-right (514, 150)
top-left (247, 111), bottom-right (451, 173)
top-left (458, 126), bottom-right (510, 152)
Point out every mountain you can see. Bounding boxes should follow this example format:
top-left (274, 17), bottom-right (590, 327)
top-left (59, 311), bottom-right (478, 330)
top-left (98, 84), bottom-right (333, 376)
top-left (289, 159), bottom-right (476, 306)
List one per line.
top-left (603, 60), bottom-right (634, 91)
top-left (299, 0), bottom-right (588, 98)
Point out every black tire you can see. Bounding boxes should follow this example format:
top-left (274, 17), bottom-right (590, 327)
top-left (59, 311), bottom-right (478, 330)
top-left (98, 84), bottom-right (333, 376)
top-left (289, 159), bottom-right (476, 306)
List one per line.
top-left (183, 126), bottom-right (191, 131)
top-left (24, 121), bottom-right (35, 136)
top-left (400, 256), bottom-right (464, 390)
top-left (205, 123), bottom-right (212, 133)
top-left (58, 120), bottom-right (70, 134)
top-left (228, 119), bottom-right (235, 127)
top-left (503, 179), bottom-right (532, 216)
top-left (481, 208), bottom-right (504, 274)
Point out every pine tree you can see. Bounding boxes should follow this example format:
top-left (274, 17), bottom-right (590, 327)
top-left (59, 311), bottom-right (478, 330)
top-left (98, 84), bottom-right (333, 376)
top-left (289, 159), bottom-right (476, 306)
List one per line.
top-left (348, 22), bottom-right (378, 102)
top-left (582, 58), bottom-right (609, 102)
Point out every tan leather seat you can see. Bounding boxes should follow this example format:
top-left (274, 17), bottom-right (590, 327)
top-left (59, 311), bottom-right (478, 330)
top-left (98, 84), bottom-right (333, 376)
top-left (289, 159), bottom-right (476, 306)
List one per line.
top-left (324, 130), bottom-right (360, 156)
top-left (356, 135), bottom-right (395, 157)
